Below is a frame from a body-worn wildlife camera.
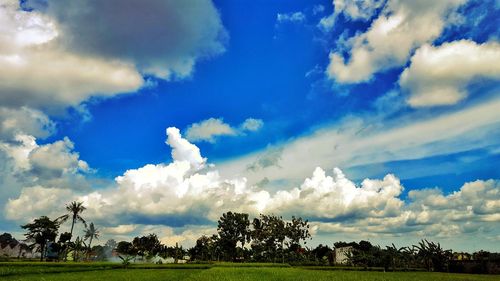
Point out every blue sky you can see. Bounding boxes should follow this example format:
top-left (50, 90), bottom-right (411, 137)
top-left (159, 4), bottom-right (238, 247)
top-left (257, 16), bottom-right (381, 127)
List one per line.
top-left (0, 0), bottom-right (499, 251)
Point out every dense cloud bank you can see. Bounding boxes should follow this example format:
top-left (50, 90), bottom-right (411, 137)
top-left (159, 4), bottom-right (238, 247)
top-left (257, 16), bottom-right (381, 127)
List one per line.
top-left (5, 128), bottom-right (499, 246)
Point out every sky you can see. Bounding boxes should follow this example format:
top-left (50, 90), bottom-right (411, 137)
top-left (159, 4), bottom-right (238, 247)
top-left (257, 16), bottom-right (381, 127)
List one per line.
top-left (0, 0), bottom-right (499, 252)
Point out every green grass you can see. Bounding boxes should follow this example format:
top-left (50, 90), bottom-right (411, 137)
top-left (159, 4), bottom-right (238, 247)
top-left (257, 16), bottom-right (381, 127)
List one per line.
top-left (0, 263), bottom-right (498, 281)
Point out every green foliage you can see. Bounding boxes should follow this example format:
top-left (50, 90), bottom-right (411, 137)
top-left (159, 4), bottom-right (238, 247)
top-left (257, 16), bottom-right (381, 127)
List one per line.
top-left (132, 234), bottom-right (161, 260)
top-left (217, 212), bottom-right (251, 261)
top-left (118, 255), bottom-right (133, 268)
top-left (57, 201), bottom-right (87, 241)
top-left (20, 216), bottom-right (60, 261)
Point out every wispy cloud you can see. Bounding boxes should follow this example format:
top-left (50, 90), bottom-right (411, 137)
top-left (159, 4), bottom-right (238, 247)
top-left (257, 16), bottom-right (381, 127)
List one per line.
top-left (185, 117), bottom-right (264, 143)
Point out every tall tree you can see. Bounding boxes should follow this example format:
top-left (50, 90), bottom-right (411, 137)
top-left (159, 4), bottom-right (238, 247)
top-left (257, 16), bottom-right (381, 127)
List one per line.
top-left (250, 214), bottom-right (285, 262)
top-left (84, 222), bottom-right (99, 260)
top-left (57, 201), bottom-right (87, 241)
top-left (217, 211), bottom-right (250, 261)
top-left (286, 216), bottom-right (311, 249)
top-left (21, 216), bottom-right (60, 261)
top-left (132, 233), bottom-right (161, 260)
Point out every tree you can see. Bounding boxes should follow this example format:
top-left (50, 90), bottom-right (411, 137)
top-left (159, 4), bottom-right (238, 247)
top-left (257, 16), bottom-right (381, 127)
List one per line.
top-left (0, 233), bottom-right (19, 248)
top-left (84, 222), bottom-right (99, 260)
top-left (69, 236), bottom-right (87, 262)
top-left (189, 235), bottom-right (212, 261)
top-left (116, 241), bottom-right (135, 256)
top-left (414, 239), bottom-right (452, 272)
top-left (217, 212), bottom-right (251, 261)
top-left (132, 234), bottom-right (161, 260)
top-left (286, 216), bottom-right (311, 251)
top-left (104, 239), bottom-right (117, 259)
top-left (21, 216), bottom-right (60, 261)
top-left (57, 201), bottom-right (87, 241)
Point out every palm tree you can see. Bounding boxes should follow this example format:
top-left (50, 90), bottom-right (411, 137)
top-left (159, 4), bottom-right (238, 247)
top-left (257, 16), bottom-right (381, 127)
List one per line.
top-left (58, 201), bottom-right (87, 241)
top-left (70, 236), bottom-right (87, 262)
top-left (84, 222), bottom-right (99, 259)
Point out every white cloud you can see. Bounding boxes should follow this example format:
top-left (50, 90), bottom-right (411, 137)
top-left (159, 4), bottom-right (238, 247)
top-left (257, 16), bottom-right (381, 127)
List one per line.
top-left (5, 185), bottom-right (74, 221)
top-left (265, 167), bottom-right (404, 219)
top-left (400, 40), bottom-right (500, 107)
top-left (0, 0), bottom-right (228, 112)
top-left (185, 118), bottom-right (237, 143)
top-left (240, 118), bottom-right (264, 132)
top-left (3, 127), bottom-right (499, 250)
top-left (166, 127), bottom-right (206, 171)
top-left (185, 118), bottom-right (263, 143)
top-left (277, 12), bottom-right (306, 24)
top-left (0, 107), bottom-right (55, 140)
top-left (319, 0), bottom-right (385, 31)
top-left (102, 224), bottom-right (138, 235)
top-left (0, 131), bottom-right (92, 207)
top-left (326, 0), bottom-right (467, 83)
top-left (29, 137), bottom-right (90, 174)
top-left (217, 97), bottom-right (500, 186)
top-left (0, 1), bottom-right (143, 112)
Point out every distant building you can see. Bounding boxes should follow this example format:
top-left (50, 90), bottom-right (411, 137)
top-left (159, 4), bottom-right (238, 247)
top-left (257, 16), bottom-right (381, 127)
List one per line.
top-left (334, 246), bottom-right (353, 265)
top-left (0, 243), bottom-right (38, 259)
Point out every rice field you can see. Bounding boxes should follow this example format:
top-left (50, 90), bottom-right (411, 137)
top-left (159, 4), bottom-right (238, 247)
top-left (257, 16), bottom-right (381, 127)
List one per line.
top-left (1, 262), bottom-right (498, 281)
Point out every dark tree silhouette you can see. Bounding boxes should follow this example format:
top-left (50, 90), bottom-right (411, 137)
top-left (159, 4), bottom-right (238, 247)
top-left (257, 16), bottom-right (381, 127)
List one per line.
top-left (132, 233), bottom-right (161, 260)
top-left (217, 211), bottom-right (250, 261)
top-left (84, 222), bottom-right (99, 260)
top-left (21, 216), bottom-right (60, 261)
top-left (57, 201), bottom-right (87, 241)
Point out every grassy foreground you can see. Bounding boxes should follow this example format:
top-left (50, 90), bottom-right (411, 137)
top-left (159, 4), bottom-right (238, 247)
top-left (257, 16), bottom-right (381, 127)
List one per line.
top-left (1, 263), bottom-right (498, 281)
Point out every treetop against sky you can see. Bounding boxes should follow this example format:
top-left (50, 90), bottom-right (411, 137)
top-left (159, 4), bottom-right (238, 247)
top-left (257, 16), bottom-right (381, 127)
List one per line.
top-left (0, 0), bottom-right (499, 251)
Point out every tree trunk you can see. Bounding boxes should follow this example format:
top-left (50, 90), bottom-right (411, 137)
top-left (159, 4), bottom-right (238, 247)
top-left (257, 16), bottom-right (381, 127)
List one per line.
top-left (70, 217), bottom-right (76, 240)
top-left (40, 243), bottom-right (45, 262)
top-left (87, 236), bottom-right (93, 261)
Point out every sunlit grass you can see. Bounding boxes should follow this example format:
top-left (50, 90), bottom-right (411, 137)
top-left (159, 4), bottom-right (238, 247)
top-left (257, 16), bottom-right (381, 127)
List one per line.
top-left (1, 263), bottom-right (498, 281)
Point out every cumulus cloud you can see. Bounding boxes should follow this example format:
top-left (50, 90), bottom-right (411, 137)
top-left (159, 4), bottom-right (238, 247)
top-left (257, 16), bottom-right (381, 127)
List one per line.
top-left (326, 0), bottom-right (467, 83)
top-left (0, 0), bottom-right (227, 112)
top-left (41, 0), bottom-right (227, 80)
top-left (0, 107), bottom-right (55, 140)
top-left (0, 132), bottom-right (92, 207)
top-left (264, 167), bottom-right (404, 220)
top-left (240, 118), bottom-right (264, 132)
top-left (5, 127), bottom-right (498, 249)
top-left (0, 0), bottom-right (143, 112)
top-left (319, 0), bottom-right (385, 31)
top-left (166, 127), bottom-right (206, 171)
top-left (185, 118), bottom-right (237, 143)
top-left (400, 40), bottom-right (500, 107)
top-left (185, 118), bottom-right (264, 143)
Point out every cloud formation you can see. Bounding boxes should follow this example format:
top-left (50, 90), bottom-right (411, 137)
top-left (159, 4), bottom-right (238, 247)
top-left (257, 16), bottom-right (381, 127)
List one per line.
top-left (277, 12), bottom-right (306, 24)
top-left (218, 97), bottom-right (500, 187)
top-left (319, 0), bottom-right (385, 31)
top-left (400, 40), bottom-right (500, 107)
top-left (185, 118), bottom-right (263, 143)
top-left (0, 0), bottom-right (227, 112)
top-left (0, 0), bottom-right (143, 112)
top-left (42, 0), bottom-right (227, 80)
top-left (4, 127), bottom-right (499, 250)
top-left (326, 0), bottom-right (467, 83)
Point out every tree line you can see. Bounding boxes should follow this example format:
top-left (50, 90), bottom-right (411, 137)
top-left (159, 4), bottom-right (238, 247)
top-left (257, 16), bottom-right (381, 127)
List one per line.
top-left (4, 201), bottom-right (499, 274)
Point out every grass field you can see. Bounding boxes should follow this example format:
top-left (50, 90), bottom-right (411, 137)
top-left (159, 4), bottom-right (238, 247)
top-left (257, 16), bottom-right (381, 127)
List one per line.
top-left (1, 262), bottom-right (498, 281)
